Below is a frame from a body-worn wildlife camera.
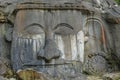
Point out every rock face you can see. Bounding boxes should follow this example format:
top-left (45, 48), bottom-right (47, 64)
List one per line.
top-left (103, 72), bottom-right (120, 80)
top-left (17, 69), bottom-right (49, 80)
top-left (0, 0), bottom-right (120, 79)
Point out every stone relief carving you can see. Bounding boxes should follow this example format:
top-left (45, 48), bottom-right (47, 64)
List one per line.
top-left (83, 17), bottom-right (117, 74)
top-left (0, 0), bottom-right (119, 79)
top-left (11, 9), bottom-right (83, 71)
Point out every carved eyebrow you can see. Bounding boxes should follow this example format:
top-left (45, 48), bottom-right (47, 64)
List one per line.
top-left (24, 23), bottom-right (44, 30)
top-left (54, 23), bottom-right (74, 30)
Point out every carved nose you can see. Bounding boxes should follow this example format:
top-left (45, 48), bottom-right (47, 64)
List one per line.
top-left (38, 39), bottom-right (61, 62)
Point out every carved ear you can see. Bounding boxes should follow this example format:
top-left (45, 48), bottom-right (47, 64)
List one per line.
top-left (5, 28), bottom-right (13, 42)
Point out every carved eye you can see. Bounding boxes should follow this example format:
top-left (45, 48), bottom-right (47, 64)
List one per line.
top-left (54, 23), bottom-right (74, 35)
top-left (23, 24), bottom-right (45, 43)
top-left (25, 25), bottom-right (44, 35)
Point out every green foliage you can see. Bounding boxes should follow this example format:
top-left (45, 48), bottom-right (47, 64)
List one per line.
top-left (115, 0), bottom-right (120, 5)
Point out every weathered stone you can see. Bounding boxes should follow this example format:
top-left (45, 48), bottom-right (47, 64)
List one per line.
top-left (87, 76), bottom-right (103, 80)
top-left (5, 28), bottom-right (13, 42)
top-left (103, 72), bottom-right (120, 80)
top-left (0, 57), bottom-right (9, 75)
top-left (0, 0), bottom-right (120, 79)
top-left (0, 76), bottom-right (8, 80)
top-left (83, 55), bottom-right (108, 75)
top-left (17, 69), bottom-right (49, 80)
top-left (17, 68), bottom-right (86, 80)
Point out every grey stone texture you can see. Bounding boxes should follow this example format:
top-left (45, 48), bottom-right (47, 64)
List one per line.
top-left (0, 0), bottom-right (120, 80)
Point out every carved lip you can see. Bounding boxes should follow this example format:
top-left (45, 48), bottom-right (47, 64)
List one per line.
top-left (22, 60), bottom-right (80, 66)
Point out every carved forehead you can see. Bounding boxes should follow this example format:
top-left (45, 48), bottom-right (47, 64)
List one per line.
top-left (15, 10), bottom-right (83, 32)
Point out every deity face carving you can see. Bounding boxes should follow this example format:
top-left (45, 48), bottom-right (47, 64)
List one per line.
top-left (84, 18), bottom-right (107, 58)
top-left (11, 10), bottom-right (83, 71)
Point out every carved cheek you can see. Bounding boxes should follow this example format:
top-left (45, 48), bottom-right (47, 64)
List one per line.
top-left (12, 25), bottom-right (45, 63)
top-left (53, 24), bottom-right (75, 60)
top-left (54, 35), bottom-right (65, 59)
top-left (77, 31), bottom-right (84, 62)
top-left (54, 31), bottom-right (85, 62)
top-left (54, 34), bottom-right (78, 61)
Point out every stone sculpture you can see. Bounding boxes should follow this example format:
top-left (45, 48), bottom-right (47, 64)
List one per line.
top-left (0, 0), bottom-right (120, 79)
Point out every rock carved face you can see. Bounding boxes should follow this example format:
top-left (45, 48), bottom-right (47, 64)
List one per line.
top-left (11, 10), bottom-right (83, 70)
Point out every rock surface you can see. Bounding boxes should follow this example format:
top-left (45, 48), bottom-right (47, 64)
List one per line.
top-left (103, 72), bottom-right (120, 80)
top-left (0, 0), bottom-right (120, 80)
top-left (87, 76), bottom-right (103, 80)
top-left (17, 69), bottom-right (49, 80)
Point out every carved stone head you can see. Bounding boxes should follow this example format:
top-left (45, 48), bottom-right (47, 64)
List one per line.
top-left (11, 2), bottom-right (84, 71)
